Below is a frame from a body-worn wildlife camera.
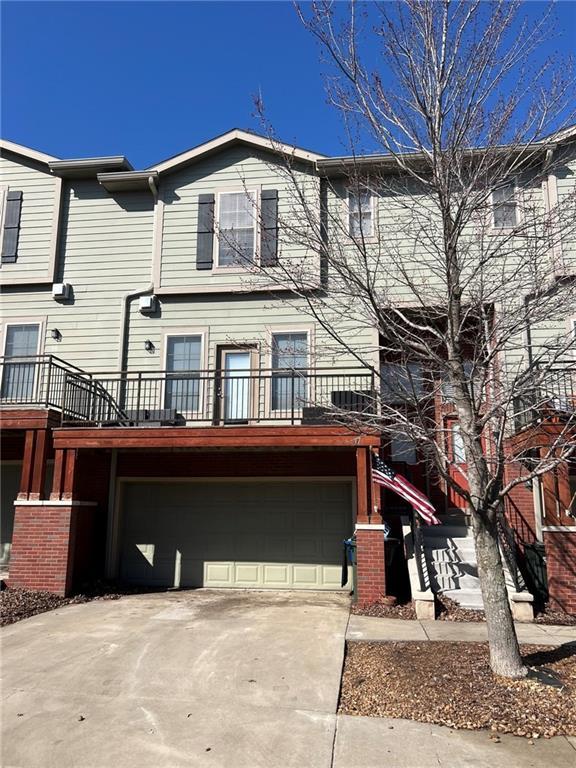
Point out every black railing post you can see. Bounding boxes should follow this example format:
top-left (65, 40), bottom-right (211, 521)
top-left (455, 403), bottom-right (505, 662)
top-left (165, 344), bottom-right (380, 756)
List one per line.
top-left (44, 356), bottom-right (53, 408)
top-left (291, 372), bottom-right (295, 425)
top-left (136, 371), bottom-right (142, 425)
top-left (61, 371), bottom-right (68, 425)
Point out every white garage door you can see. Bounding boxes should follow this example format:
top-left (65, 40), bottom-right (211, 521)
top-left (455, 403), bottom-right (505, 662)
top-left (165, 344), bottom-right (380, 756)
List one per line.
top-left (119, 480), bottom-right (352, 590)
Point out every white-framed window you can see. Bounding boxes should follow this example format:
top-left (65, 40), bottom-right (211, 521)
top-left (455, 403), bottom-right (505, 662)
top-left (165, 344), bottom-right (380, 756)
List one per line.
top-left (217, 190), bottom-right (257, 266)
top-left (348, 188), bottom-right (374, 238)
top-left (1, 323), bottom-right (40, 400)
top-left (271, 331), bottom-right (309, 412)
top-left (164, 334), bottom-right (203, 412)
top-left (452, 423), bottom-right (466, 464)
top-left (492, 181), bottom-right (518, 229)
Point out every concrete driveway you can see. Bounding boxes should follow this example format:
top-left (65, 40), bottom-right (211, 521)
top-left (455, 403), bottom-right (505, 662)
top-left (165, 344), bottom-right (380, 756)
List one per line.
top-left (1, 590), bottom-right (350, 768)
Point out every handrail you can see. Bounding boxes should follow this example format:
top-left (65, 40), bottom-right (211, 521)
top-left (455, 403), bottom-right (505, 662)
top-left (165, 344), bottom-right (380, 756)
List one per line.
top-left (496, 512), bottom-right (528, 593)
top-left (59, 366), bottom-right (377, 427)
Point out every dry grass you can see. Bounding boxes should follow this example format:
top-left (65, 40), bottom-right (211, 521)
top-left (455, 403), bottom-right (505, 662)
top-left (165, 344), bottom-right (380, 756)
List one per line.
top-left (339, 641), bottom-right (576, 738)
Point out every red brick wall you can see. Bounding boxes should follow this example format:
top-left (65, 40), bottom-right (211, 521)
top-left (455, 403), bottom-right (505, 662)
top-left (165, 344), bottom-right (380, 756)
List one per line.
top-left (544, 531), bottom-right (576, 614)
top-left (355, 527), bottom-right (386, 605)
top-left (503, 463), bottom-right (538, 549)
top-left (117, 450), bottom-right (356, 478)
top-left (9, 504), bottom-right (78, 595)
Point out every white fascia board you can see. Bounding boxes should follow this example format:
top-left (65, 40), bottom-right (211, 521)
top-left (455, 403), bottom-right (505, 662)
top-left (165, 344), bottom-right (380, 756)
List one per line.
top-left (0, 139), bottom-right (59, 165)
top-left (149, 129), bottom-right (325, 174)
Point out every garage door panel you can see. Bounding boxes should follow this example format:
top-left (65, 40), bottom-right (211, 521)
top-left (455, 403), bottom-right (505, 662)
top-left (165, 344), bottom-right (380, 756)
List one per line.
top-left (120, 480), bottom-right (352, 590)
top-left (292, 565), bottom-right (322, 587)
top-left (262, 563), bottom-right (291, 586)
top-left (204, 561), bottom-right (234, 587)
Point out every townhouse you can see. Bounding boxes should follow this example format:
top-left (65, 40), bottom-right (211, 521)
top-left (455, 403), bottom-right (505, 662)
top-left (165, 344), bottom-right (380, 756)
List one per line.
top-left (0, 129), bottom-right (574, 612)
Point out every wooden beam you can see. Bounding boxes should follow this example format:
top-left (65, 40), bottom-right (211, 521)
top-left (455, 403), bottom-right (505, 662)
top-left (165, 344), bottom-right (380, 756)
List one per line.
top-left (356, 447), bottom-right (370, 523)
top-left (18, 430), bottom-right (36, 500)
top-left (29, 429), bottom-right (49, 500)
top-left (62, 449), bottom-right (78, 501)
top-left (52, 426), bottom-right (380, 450)
top-left (50, 449), bottom-right (66, 501)
top-left (0, 407), bottom-right (60, 430)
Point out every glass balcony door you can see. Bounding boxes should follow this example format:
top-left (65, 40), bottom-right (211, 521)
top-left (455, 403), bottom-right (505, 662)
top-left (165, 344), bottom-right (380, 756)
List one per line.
top-left (222, 350), bottom-right (252, 422)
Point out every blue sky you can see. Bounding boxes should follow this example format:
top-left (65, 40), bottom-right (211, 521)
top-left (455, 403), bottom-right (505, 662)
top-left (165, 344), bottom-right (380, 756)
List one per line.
top-left (1, 1), bottom-right (575, 167)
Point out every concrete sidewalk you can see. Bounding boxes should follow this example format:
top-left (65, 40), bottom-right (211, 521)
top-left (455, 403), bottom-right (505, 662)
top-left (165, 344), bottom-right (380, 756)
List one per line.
top-left (334, 714), bottom-right (576, 768)
top-left (347, 615), bottom-right (576, 645)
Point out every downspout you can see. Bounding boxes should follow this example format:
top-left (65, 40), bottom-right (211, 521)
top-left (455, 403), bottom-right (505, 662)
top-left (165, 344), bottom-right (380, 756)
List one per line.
top-left (116, 175), bottom-right (159, 371)
top-left (107, 176), bottom-right (159, 580)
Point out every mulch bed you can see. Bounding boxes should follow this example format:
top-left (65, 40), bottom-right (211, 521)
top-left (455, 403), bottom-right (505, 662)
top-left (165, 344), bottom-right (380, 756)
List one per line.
top-left (339, 641), bottom-right (576, 739)
top-left (0, 586), bottom-right (122, 627)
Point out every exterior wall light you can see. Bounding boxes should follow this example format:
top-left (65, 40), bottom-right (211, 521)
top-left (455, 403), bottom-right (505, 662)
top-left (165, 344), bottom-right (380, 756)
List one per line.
top-left (144, 340), bottom-right (155, 352)
top-left (50, 328), bottom-right (62, 341)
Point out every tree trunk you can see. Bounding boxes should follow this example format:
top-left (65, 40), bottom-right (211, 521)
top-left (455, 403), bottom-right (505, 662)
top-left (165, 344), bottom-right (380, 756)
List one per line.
top-left (471, 512), bottom-right (527, 678)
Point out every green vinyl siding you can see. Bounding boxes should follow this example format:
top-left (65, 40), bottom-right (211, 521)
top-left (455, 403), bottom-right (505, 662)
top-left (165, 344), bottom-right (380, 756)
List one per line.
top-left (0, 154), bottom-right (59, 281)
top-left (160, 146), bottom-right (319, 290)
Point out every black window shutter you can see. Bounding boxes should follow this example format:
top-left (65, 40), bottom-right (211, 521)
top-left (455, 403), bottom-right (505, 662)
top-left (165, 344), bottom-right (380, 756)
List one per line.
top-left (260, 189), bottom-right (278, 267)
top-left (196, 193), bottom-right (215, 270)
top-left (2, 190), bottom-right (23, 263)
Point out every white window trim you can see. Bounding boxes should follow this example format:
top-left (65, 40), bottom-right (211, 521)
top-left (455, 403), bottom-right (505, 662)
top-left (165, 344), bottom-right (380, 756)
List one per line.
top-left (266, 325), bottom-right (314, 417)
top-left (214, 187), bottom-right (261, 271)
top-left (490, 178), bottom-right (521, 231)
top-left (346, 185), bottom-right (376, 241)
top-left (162, 328), bottom-right (209, 418)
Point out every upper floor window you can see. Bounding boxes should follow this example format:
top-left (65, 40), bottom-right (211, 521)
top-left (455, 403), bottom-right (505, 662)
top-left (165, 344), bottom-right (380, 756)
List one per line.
top-left (217, 191), bottom-right (256, 266)
top-left (492, 182), bottom-right (517, 229)
top-left (348, 189), bottom-right (373, 238)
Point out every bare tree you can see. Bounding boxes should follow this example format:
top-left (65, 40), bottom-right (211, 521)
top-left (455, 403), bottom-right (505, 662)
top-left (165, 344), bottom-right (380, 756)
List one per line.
top-left (245, 0), bottom-right (576, 678)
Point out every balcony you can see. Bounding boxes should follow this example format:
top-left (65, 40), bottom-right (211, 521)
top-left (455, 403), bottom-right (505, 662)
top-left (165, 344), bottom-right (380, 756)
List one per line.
top-left (0, 356), bottom-right (376, 428)
top-left (513, 363), bottom-right (576, 431)
top-left (0, 355), bottom-right (88, 410)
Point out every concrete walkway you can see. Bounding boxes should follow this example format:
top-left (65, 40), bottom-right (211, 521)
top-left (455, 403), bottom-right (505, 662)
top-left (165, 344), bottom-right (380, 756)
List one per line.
top-left (347, 614), bottom-right (576, 645)
top-left (2, 591), bottom-right (575, 767)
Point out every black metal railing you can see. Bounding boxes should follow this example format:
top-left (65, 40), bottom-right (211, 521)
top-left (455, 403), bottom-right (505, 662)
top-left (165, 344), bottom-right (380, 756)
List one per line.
top-left (0, 355), bottom-right (90, 410)
top-left (59, 366), bottom-right (376, 427)
top-left (497, 512), bottom-right (528, 593)
top-left (513, 363), bottom-right (576, 430)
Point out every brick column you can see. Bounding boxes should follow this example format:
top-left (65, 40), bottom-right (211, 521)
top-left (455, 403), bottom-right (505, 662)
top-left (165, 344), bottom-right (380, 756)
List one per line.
top-left (543, 530), bottom-right (576, 615)
top-left (9, 501), bottom-right (97, 596)
top-left (355, 524), bottom-right (386, 605)
top-left (354, 447), bottom-right (386, 605)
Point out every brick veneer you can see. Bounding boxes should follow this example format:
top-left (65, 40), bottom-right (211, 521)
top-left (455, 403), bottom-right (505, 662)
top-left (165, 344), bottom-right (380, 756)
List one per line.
top-left (355, 527), bottom-right (386, 605)
top-left (9, 503), bottom-right (86, 596)
top-left (544, 531), bottom-right (576, 615)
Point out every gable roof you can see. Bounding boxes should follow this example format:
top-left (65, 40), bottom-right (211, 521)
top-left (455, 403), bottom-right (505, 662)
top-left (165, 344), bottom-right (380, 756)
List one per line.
top-left (148, 128), bottom-right (325, 175)
top-left (0, 138), bottom-right (59, 166)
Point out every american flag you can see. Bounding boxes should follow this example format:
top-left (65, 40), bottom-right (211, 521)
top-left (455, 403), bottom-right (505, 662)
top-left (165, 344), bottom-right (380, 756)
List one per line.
top-left (372, 452), bottom-right (441, 525)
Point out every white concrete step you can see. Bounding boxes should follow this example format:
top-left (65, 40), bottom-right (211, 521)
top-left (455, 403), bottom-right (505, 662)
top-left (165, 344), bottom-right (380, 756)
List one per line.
top-left (442, 588), bottom-right (484, 610)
